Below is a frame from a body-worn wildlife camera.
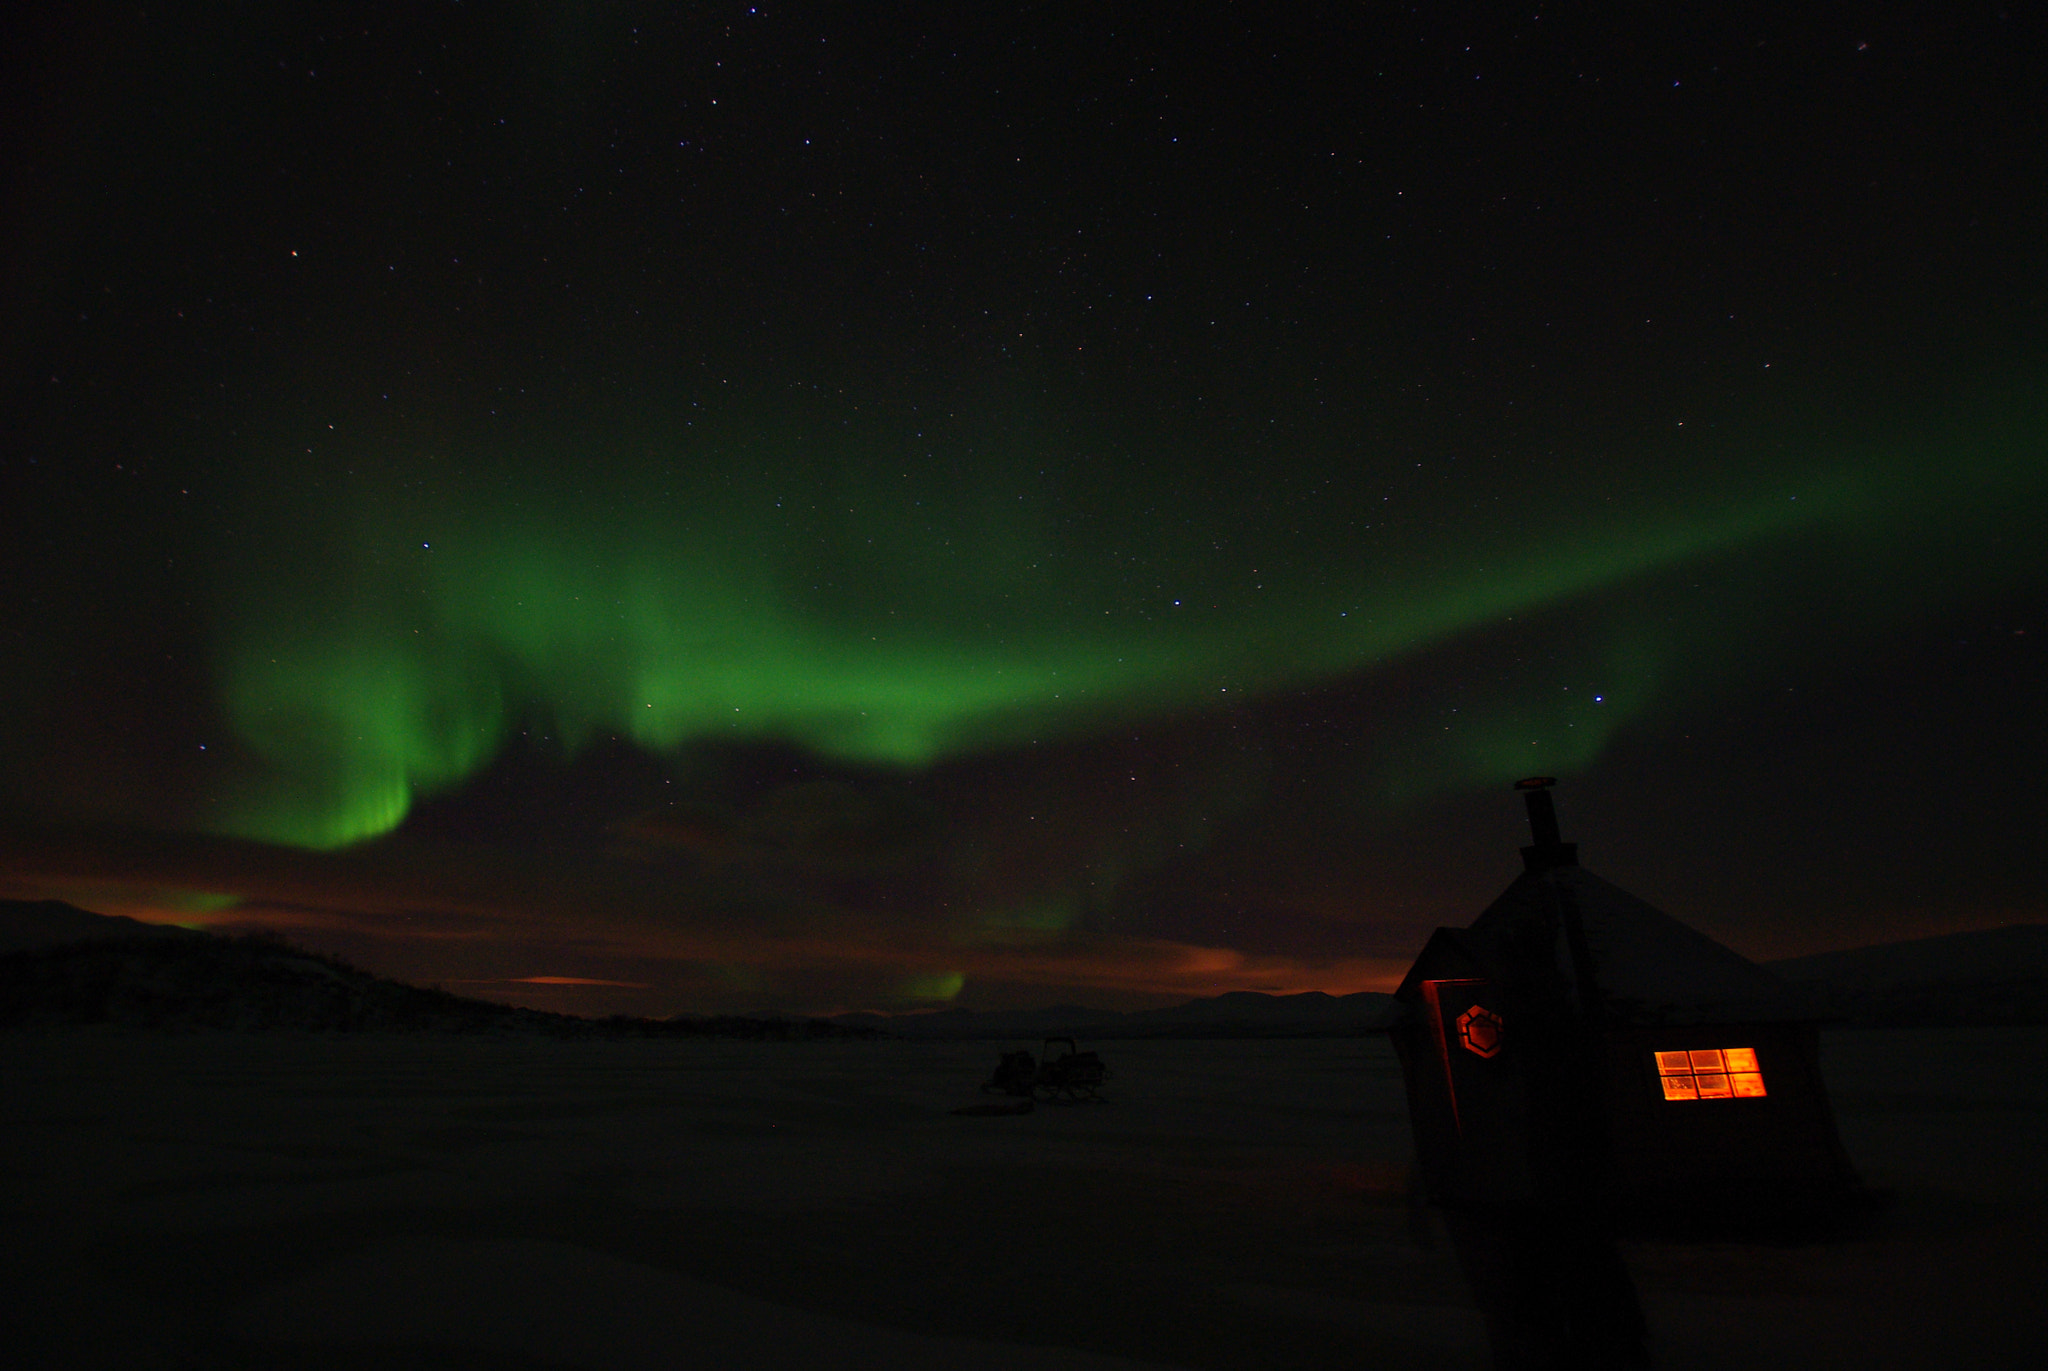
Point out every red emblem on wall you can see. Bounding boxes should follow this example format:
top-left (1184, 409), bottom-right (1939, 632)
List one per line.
top-left (1457, 1005), bottom-right (1503, 1058)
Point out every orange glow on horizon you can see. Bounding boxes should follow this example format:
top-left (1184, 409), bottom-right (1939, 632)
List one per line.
top-left (516, 975), bottom-right (652, 987)
top-left (0, 834), bottom-right (1413, 1013)
top-left (447, 976), bottom-right (656, 988)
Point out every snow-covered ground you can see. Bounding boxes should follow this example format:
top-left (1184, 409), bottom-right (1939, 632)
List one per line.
top-left (2, 1027), bottom-right (2041, 1369)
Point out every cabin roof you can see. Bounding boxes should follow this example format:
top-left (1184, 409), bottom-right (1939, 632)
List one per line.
top-left (1469, 865), bottom-right (1816, 1024)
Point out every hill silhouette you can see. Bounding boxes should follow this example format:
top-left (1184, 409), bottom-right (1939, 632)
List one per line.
top-left (0, 898), bottom-right (203, 953)
top-left (829, 988), bottom-right (1404, 1040)
top-left (9, 899), bottom-right (2044, 1032)
top-left (1764, 924), bottom-right (2048, 1026)
top-left (0, 901), bottom-right (874, 1038)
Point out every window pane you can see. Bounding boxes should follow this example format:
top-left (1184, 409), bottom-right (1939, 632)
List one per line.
top-left (1696, 1073), bottom-right (1732, 1098)
top-left (1655, 1050), bottom-right (1693, 1075)
top-left (1731, 1072), bottom-right (1767, 1097)
top-left (1661, 1074), bottom-right (1699, 1100)
top-left (1722, 1047), bottom-right (1759, 1073)
top-left (1688, 1049), bottom-right (1725, 1072)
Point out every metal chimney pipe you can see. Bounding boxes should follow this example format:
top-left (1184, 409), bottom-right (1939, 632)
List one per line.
top-left (1514, 776), bottom-right (1578, 870)
top-left (1517, 776), bottom-right (1562, 846)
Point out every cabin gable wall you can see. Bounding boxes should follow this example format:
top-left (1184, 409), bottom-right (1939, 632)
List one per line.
top-left (1601, 1022), bottom-right (1856, 1194)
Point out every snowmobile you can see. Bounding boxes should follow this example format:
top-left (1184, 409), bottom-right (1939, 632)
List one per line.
top-left (1032, 1037), bottom-right (1110, 1102)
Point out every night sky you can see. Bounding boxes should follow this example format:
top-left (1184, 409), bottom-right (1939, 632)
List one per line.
top-left (4, 3), bottom-right (2043, 1016)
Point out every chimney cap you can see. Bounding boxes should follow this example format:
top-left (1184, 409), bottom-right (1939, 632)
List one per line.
top-left (1514, 776), bottom-right (1557, 791)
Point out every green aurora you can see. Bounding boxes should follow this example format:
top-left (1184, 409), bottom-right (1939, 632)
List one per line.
top-left (210, 382), bottom-right (2044, 849)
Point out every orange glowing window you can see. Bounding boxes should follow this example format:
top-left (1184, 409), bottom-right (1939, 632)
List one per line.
top-left (1656, 1047), bottom-right (1766, 1100)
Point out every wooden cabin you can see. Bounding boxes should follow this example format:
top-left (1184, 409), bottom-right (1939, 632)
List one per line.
top-left (1392, 779), bottom-right (1863, 1231)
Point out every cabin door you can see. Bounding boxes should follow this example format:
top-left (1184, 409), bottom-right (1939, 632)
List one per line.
top-left (1421, 978), bottom-right (1535, 1202)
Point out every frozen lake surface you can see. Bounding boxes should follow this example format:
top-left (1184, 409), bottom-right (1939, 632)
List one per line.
top-left (2, 1027), bottom-right (2042, 1368)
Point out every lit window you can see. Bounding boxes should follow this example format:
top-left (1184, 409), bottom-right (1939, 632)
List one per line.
top-left (1656, 1046), bottom-right (1766, 1100)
